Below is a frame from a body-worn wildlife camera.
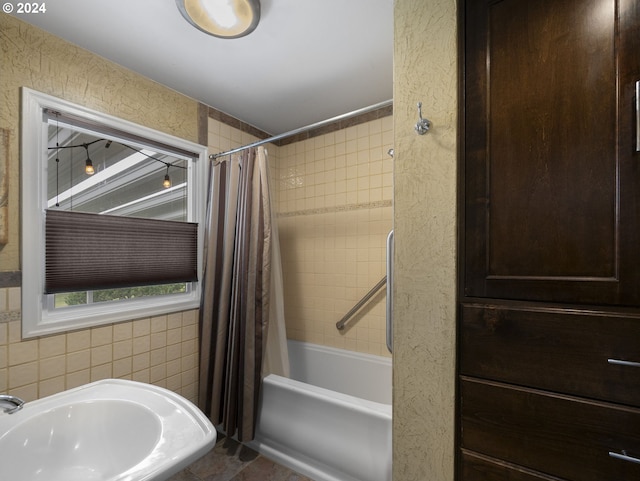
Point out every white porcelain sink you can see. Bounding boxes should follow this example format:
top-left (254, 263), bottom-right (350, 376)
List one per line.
top-left (0, 379), bottom-right (217, 481)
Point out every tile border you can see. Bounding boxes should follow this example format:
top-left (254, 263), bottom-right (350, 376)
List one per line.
top-left (279, 199), bottom-right (392, 218)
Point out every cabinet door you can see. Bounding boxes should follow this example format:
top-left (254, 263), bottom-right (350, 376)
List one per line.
top-left (463, 0), bottom-right (640, 305)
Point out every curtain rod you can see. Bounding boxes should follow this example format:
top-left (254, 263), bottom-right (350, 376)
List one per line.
top-left (209, 99), bottom-right (393, 160)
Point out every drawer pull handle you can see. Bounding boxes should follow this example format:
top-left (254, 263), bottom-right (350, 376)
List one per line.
top-left (607, 358), bottom-right (640, 368)
top-left (609, 451), bottom-right (640, 465)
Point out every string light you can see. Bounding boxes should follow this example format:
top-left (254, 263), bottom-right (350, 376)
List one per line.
top-left (163, 165), bottom-right (172, 188)
top-left (83, 144), bottom-right (95, 175)
top-left (48, 137), bottom-right (186, 187)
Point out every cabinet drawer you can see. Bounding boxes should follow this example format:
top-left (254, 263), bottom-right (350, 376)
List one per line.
top-left (460, 378), bottom-right (640, 481)
top-left (460, 450), bottom-right (566, 481)
top-left (460, 304), bottom-right (640, 406)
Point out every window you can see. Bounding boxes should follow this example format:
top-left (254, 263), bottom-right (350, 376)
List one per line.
top-left (21, 88), bottom-right (207, 338)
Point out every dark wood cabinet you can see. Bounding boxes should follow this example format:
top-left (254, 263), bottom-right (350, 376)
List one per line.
top-left (460, 378), bottom-right (640, 481)
top-left (462, 0), bottom-right (640, 306)
top-left (459, 304), bottom-right (640, 407)
top-left (458, 0), bottom-right (640, 479)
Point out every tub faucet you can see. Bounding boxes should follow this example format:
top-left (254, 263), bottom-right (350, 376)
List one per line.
top-left (0, 394), bottom-right (25, 414)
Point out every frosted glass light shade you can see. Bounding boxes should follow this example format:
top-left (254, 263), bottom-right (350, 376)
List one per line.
top-left (176, 0), bottom-right (260, 38)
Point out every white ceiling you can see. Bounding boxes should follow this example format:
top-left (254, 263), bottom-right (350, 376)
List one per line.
top-left (13, 0), bottom-right (394, 135)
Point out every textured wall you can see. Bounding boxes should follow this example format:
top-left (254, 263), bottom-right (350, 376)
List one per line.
top-left (0, 16), bottom-right (201, 404)
top-left (0, 15), bottom-right (199, 271)
top-left (393, 0), bottom-right (458, 479)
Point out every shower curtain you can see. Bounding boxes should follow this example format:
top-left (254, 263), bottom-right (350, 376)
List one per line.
top-left (198, 146), bottom-right (289, 442)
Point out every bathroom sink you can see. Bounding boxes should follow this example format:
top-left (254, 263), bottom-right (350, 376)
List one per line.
top-left (0, 379), bottom-right (217, 481)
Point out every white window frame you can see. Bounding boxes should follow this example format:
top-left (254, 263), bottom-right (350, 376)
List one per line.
top-left (21, 88), bottom-right (207, 338)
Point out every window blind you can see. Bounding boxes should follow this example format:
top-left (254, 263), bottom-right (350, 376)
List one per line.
top-left (45, 209), bottom-right (198, 294)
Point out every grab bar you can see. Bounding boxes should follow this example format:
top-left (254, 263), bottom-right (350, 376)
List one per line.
top-left (336, 276), bottom-right (387, 331)
top-left (386, 230), bottom-right (393, 353)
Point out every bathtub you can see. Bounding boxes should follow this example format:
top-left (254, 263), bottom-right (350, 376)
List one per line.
top-left (248, 340), bottom-right (392, 481)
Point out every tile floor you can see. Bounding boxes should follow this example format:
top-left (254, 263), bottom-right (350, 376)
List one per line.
top-left (167, 434), bottom-right (314, 481)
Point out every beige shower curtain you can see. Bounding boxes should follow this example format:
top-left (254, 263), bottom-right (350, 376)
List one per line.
top-left (198, 146), bottom-right (286, 442)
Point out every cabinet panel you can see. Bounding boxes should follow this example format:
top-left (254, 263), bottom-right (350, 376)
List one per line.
top-left (459, 304), bottom-right (640, 407)
top-left (463, 0), bottom-right (640, 305)
top-left (460, 378), bottom-right (640, 481)
top-left (460, 451), bottom-right (566, 481)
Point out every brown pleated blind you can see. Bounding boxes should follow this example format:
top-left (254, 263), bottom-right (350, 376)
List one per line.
top-left (45, 209), bottom-right (198, 294)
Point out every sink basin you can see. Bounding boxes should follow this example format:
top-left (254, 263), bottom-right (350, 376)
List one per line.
top-left (0, 379), bottom-right (217, 481)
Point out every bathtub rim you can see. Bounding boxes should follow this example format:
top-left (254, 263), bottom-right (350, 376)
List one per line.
top-left (261, 373), bottom-right (392, 417)
top-left (286, 339), bottom-right (393, 405)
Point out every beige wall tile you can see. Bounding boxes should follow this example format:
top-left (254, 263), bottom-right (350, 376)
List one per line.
top-left (91, 326), bottom-right (113, 347)
top-left (166, 359), bottom-right (181, 377)
top-left (150, 332), bottom-right (167, 351)
top-left (166, 343), bottom-right (182, 361)
top-left (8, 321), bottom-right (20, 343)
top-left (113, 358), bottom-right (132, 378)
top-left (0, 322), bottom-right (6, 345)
top-left (132, 369), bottom-right (150, 384)
top-left (39, 334), bottom-right (66, 359)
top-left (10, 383), bottom-right (37, 402)
top-left (9, 361), bottom-right (38, 389)
top-left (67, 330), bottom-right (91, 352)
top-left (91, 345), bottom-right (112, 366)
top-left (133, 335), bottom-right (151, 355)
top-left (150, 364), bottom-right (166, 383)
top-left (113, 322), bottom-right (133, 342)
top-left (181, 323), bottom-right (196, 342)
top-left (132, 353), bottom-right (150, 372)
top-left (166, 373), bottom-right (181, 392)
top-left (113, 339), bottom-right (133, 360)
top-left (66, 369), bottom-right (90, 390)
top-left (167, 327), bottom-right (182, 345)
top-left (167, 312), bottom-right (182, 330)
top-left (66, 350), bottom-right (90, 373)
top-left (8, 339), bottom-right (38, 366)
top-left (181, 339), bottom-right (197, 356)
top-left (91, 363), bottom-right (112, 382)
top-left (133, 318), bottom-right (151, 338)
top-left (39, 376), bottom-right (65, 397)
top-left (150, 315), bottom-right (167, 333)
top-left (7, 288), bottom-right (20, 311)
top-left (39, 355), bottom-right (66, 380)
top-left (150, 347), bottom-right (166, 367)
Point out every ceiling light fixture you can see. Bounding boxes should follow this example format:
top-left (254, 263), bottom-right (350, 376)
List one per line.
top-left (176, 0), bottom-right (260, 39)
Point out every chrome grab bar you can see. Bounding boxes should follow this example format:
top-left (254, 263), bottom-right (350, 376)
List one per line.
top-left (336, 276), bottom-right (387, 331)
top-left (386, 230), bottom-right (393, 353)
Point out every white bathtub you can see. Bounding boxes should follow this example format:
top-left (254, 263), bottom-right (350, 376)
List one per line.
top-left (248, 340), bottom-right (392, 481)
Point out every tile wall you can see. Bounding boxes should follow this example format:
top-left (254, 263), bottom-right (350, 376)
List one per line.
top-left (276, 118), bottom-right (394, 356)
top-left (208, 115), bottom-right (393, 357)
top-left (0, 287), bottom-right (199, 402)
